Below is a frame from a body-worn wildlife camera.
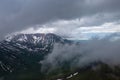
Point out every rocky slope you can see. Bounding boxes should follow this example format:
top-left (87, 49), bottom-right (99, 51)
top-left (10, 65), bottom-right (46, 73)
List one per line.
top-left (0, 33), bottom-right (72, 78)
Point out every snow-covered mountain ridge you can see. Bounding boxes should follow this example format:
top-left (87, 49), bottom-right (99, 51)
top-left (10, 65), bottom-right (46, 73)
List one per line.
top-left (0, 33), bottom-right (72, 75)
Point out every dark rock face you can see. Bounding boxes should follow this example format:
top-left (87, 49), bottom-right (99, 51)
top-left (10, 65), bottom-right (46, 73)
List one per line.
top-left (0, 33), bottom-right (71, 77)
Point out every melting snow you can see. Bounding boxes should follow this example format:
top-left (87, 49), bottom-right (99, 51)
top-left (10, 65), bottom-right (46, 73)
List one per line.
top-left (73, 72), bottom-right (78, 76)
top-left (67, 74), bottom-right (73, 79)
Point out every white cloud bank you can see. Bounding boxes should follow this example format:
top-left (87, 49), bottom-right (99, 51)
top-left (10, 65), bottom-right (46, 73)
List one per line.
top-left (16, 19), bottom-right (120, 40)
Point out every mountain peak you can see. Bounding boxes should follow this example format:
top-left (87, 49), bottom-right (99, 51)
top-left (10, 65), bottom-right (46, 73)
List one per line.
top-left (5, 33), bottom-right (64, 44)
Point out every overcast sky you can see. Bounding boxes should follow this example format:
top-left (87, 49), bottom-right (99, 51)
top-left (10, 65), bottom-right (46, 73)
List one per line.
top-left (0, 0), bottom-right (120, 40)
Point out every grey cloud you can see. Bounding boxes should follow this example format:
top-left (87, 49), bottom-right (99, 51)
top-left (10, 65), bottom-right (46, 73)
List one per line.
top-left (41, 34), bottom-right (120, 72)
top-left (79, 12), bottom-right (120, 27)
top-left (1, 0), bottom-right (120, 39)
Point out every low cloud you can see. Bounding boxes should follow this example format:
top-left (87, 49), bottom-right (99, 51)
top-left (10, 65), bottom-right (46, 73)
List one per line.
top-left (41, 34), bottom-right (120, 72)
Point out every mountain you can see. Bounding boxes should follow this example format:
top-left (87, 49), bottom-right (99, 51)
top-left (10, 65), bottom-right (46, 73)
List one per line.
top-left (0, 33), bottom-right (72, 79)
top-left (0, 33), bottom-right (120, 80)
